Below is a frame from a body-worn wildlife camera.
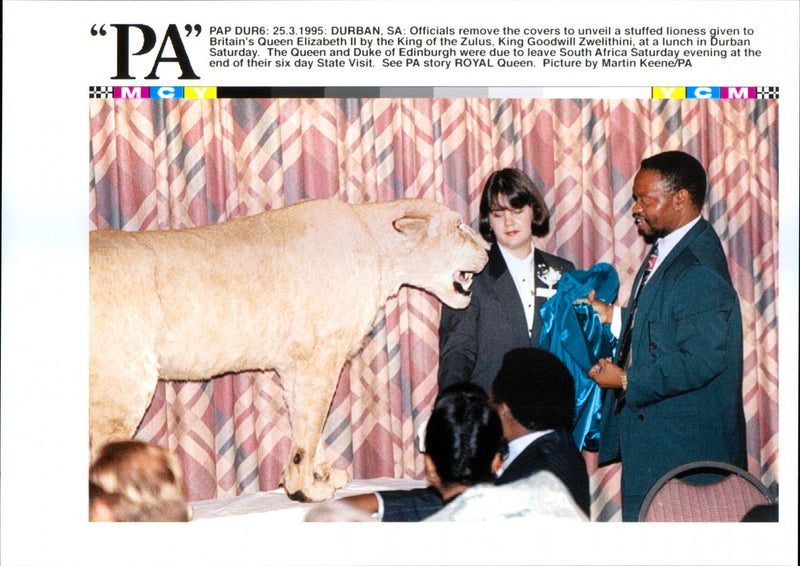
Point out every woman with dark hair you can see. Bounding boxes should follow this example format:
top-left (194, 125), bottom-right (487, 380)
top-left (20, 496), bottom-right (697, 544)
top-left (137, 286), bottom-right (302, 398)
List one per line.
top-left (439, 168), bottom-right (576, 394)
top-left (422, 383), bottom-right (505, 499)
top-left (337, 384), bottom-right (506, 521)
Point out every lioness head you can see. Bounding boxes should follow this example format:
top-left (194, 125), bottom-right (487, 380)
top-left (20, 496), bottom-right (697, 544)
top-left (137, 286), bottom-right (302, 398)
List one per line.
top-left (386, 200), bottom-right (490, 309)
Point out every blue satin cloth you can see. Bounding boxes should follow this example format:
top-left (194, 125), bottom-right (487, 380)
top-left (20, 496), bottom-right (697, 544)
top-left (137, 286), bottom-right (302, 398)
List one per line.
top-left (537, 263), bottom-right (619, 451)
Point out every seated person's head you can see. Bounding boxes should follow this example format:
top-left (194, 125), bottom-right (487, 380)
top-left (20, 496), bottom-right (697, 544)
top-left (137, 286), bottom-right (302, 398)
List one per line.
top-left (490, 348), bottom-right (575, 432)
top-left (433, 381), bottom-right (492, 408)
top-left (89, 440), bottom-right (189, 522)
top-left (424, 383), bottom-right (505, 493)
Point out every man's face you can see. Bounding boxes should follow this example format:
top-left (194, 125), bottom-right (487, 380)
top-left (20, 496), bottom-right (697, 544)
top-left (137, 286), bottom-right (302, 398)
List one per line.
top-left (631, 168), bottom-right (683, 244)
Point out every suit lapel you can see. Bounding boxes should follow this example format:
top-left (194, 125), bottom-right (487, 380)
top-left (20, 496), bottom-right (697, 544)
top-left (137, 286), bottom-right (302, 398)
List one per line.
top-left (488, 244), bottom-right (530, 342)
top-left (655, 219), bottom-right (707, 277)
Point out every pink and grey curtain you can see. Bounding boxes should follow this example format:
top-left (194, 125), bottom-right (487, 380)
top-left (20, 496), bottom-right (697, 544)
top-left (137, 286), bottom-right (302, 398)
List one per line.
top-left (89, 98), bottom-right (779, 520)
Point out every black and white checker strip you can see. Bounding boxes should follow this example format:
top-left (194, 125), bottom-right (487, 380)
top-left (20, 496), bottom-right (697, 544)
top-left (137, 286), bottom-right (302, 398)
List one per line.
top-left (89, 86), bottom-right (114, 99)
top-left (756, 87), bottom-right (779, 99)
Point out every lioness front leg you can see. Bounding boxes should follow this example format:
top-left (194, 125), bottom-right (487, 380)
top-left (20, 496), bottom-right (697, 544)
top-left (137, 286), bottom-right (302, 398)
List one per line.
top-left (312, 435), bottom-right (350, 490)
top-left (279, 358), bottom-right (350, 502)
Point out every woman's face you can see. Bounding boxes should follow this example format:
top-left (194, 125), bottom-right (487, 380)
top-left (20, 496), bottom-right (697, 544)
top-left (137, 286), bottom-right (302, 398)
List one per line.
top-left (488, 196), bottom-right (534, 258)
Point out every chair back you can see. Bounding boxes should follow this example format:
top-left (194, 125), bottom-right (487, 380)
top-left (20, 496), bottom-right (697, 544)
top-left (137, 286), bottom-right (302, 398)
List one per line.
top-left (638, 460), bottom-right (775, 522)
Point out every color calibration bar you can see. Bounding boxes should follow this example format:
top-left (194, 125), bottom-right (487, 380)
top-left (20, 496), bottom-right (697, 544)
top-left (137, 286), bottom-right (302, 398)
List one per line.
top-left (88, 86), bottom-right (779, 99)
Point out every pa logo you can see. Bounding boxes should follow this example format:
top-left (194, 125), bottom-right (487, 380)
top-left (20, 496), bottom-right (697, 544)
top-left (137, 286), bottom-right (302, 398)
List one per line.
top-left (91, 23), bottom-right (202, 80)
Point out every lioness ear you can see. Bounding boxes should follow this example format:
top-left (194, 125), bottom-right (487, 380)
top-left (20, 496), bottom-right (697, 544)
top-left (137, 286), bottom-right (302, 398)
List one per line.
top-left (392, 216), bottom-right (429, 238)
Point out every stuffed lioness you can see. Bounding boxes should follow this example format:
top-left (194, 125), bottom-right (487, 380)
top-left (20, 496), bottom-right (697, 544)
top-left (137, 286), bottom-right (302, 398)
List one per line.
top-left (90, 198), bottom-right (489, 502)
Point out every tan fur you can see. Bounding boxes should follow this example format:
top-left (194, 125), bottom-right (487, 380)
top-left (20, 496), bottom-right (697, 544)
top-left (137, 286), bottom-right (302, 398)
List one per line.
top-left (90, 198), bottom-right (488, 501)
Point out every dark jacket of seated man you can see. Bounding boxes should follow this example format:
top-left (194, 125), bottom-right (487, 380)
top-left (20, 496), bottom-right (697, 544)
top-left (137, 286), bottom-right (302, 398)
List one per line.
top-left (379, 349), bottom-right (590, 521)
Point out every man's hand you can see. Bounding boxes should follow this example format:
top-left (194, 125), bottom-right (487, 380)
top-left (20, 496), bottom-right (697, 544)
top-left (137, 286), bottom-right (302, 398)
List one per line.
top-left (589, 357), bottom-right (626, 389)
top-left (575, 289), bottom-right (612, 324)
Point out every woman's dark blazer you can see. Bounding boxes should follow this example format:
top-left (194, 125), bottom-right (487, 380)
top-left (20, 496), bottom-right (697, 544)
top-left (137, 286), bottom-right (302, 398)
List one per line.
top-left (438, 243), bottom-right (575, 393)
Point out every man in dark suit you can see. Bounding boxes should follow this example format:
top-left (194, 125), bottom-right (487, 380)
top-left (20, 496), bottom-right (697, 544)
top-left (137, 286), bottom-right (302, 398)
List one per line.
top-left (361, 348), bottom-right (590, 521)
top-left (439, 168), bottom-right (575, 393)
top-left (490, 348), bottom-right (591, 515)
top-left (586, 151), bottom-right (747, 521)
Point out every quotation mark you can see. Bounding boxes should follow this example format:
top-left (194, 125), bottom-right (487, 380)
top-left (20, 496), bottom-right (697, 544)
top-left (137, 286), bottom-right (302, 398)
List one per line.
top-left (91, 24), bottom-right (106, 36)
top-left (185, 24), bottom-right (202, 37)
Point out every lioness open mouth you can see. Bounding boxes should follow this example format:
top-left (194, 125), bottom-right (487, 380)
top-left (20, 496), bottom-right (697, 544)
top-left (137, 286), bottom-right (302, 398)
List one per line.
top-left (454, 270), bottom-right (475, 295)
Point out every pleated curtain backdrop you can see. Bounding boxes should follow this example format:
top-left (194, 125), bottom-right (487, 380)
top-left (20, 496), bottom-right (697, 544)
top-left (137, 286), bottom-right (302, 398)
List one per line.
top-left (89, 98), bottom-right (779, 521)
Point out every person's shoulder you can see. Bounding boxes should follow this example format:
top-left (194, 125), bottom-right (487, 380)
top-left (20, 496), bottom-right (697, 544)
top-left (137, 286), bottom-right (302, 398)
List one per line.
top-left (669, 240), bottom-right (738, 309)
top-left (533, 429), bottom-right (581, 457)
top-left (673, 223), bottom-right (732, 283)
